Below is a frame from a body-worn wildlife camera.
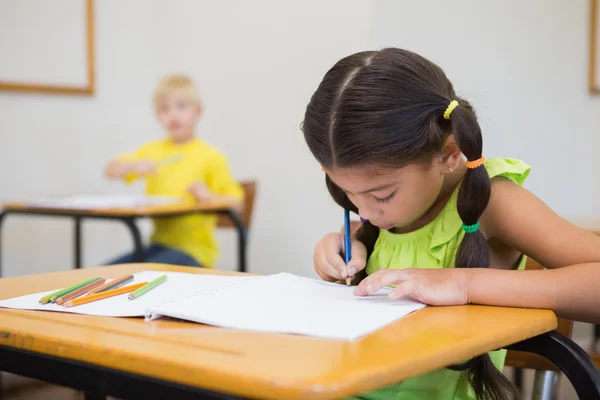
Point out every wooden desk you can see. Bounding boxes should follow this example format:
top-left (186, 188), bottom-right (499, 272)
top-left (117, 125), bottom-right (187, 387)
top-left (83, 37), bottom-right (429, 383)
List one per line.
top-left (1, 265), bottom-right (598, 400)
top-left (0, 201), bottom-right (247, 275)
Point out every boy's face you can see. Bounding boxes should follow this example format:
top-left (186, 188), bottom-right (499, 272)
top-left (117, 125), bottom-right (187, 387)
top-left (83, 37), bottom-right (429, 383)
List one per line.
top-left (156, 92), bottom-right (201, 142)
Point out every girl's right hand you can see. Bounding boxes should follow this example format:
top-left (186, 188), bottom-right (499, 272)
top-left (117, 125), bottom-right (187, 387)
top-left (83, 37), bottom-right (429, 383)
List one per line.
top-left (313, 232), bottom-right (367, 282)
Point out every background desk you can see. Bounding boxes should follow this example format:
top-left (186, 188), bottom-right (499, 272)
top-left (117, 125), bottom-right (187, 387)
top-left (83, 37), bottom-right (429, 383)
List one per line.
top-left (0, 202), bottom-right (247, 276)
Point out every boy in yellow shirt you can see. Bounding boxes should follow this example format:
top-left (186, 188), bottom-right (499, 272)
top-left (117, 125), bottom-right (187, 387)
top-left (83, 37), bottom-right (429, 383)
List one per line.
top-left (104, 75), bottom-right (243, 267)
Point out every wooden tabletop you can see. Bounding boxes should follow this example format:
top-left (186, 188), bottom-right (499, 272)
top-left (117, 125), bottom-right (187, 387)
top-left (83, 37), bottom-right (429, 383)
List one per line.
top-left (0, 264), bottom-right (557, 400)
top-left (1, 201), bottom-right (233, 217)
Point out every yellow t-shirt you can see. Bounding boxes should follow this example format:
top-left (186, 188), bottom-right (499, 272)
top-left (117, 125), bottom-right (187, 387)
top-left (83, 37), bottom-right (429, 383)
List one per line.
top-left (119, 138), bottom-right (243, 267)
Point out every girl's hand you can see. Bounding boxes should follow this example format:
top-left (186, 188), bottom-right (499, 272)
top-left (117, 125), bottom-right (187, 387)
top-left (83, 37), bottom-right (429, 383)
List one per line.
top-left (313, 232), bottom-right (367, 282)
top-left (354, 268), bottom-right (470, 305)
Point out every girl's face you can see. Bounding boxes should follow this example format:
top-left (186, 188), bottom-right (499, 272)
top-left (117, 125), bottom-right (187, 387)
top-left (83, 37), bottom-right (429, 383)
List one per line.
top-left (326, 161), bottom-right (447, 230)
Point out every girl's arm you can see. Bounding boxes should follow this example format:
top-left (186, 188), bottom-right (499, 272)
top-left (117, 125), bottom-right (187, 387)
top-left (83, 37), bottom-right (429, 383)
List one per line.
top-left (355, 178), bottom-right (600, 323)
top-left (467, 265), bottom-right (600, 323)
top-left (476, 177), bottom-right (600, 322)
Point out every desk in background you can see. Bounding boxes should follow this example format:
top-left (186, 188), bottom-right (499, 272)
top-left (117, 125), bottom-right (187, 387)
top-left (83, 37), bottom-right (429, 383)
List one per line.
top-left (0, 201), bottom-right (247, 276)
top-left (0, 264), bottom-right (598, 400)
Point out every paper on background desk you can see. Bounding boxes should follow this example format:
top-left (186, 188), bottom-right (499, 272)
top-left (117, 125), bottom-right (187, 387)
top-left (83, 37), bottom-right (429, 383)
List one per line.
top-left (0, 271), bottom-right (426, 341)
top-left (28, 194), bottom-right (182, 210)
top-left (0, 271), bottom-right (254, 317)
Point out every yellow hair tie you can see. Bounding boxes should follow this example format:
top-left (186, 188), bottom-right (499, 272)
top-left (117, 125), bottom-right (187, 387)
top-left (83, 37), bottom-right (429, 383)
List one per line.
top-left (443, 100), bottom-right (459, 120)
top-left (466, 156), bottom-right (485, 169)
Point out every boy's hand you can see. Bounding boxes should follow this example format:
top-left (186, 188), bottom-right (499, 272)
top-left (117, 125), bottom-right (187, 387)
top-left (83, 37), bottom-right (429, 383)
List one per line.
top-left (131, 160), bottom-right (157, 175)
top-left (354, 268), bottom-right (469, 305)
top-left (313, 232), bottom-right (367, 282)
top-left (188, 182), bottom-right (214, 202)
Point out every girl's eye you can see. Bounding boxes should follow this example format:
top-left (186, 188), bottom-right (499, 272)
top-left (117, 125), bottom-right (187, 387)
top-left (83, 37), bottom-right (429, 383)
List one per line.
top-left (374, 191), bottom-right (396, 204)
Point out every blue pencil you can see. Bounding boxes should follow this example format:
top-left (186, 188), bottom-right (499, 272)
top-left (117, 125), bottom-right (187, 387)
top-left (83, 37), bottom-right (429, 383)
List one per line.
top-left (344, 208), bottom-right (352, 286)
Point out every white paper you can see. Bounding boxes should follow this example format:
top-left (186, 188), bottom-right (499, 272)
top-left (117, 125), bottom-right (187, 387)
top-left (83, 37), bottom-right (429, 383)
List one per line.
top-left (0, 271), bottom-right (425, 341)
top-left (27, 194), bottom-right (182, 210)
top-left (0, 271), bottom-right (254, 317)
top-left (147, 273), bottom-right (426, 341)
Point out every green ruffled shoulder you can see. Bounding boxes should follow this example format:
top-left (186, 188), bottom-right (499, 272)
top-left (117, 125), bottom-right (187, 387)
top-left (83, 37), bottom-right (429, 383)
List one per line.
top-left (484, 157), bottom-right (531, 185)
top-left (366, 158), bottom-right (531, 273)
top-left (429, 157), bottom-right (531, 264)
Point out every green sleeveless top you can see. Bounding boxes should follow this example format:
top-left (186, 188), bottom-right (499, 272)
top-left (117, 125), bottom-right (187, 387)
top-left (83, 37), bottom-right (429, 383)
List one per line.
top-left (351, 158), bottom-right (531, 400)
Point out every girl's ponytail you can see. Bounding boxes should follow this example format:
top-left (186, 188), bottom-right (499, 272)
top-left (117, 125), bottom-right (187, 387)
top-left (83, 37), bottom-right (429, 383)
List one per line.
top-left (445, 99), bottom-right (517, 400)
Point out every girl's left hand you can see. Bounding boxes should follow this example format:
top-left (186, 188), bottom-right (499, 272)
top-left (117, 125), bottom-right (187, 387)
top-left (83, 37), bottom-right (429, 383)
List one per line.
top-left (353, 268), bottom-right (470, 306)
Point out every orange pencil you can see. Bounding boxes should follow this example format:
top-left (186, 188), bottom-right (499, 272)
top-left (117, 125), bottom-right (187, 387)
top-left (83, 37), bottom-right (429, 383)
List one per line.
top-left (86, 274), bottom-right (134, 296)
top-left (63, 282), bottom-right (147, 308)
top-left (56, 278), bottom-right (106, 305)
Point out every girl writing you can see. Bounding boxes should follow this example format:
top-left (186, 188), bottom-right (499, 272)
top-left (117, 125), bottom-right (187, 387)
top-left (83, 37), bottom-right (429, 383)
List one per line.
top-left (303, 48), bottom-right (600, 400)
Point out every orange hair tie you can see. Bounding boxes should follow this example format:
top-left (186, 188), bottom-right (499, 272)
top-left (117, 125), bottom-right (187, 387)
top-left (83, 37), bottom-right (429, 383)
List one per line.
top-left (466, 156), bottom-right (485, 169)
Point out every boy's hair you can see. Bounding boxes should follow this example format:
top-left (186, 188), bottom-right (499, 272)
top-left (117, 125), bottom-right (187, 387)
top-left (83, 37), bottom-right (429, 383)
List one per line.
top-left (302, 48), bottom-right (516, 400)
top-left (153, 74), bottom-right (201, 107)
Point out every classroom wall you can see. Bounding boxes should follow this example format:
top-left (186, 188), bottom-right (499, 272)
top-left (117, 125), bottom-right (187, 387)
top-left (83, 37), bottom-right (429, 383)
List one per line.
top-left (0, 0), bottom-right (373, 277)
top-left (373, 0), bottom-right (600, 215)
top-left (0, 0), bottom-right (598, 278)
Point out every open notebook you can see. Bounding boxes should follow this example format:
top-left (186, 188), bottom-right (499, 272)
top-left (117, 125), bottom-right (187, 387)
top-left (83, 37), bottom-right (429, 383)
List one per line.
top-left (0, 271), bottom-right (426, 341)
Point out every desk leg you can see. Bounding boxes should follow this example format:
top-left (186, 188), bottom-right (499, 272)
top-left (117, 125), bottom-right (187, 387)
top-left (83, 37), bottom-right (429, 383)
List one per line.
top-left (74, 217), bottom-right (82, 269)
top-left (225, 210), bottom-right (247, 273)
top-left (0, 211), bottom-right (6, 278)
top-left (507, 331), bottom-right (600, 399)
top-left (594, 325), bottom-right (600, 353)
top-left (513, 367), bottom-right (523, 394)
top-left (122, 218), bottom-right (144, 263)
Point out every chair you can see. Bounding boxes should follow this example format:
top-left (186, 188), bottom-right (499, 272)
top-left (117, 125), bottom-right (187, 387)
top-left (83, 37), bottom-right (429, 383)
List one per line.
top-left (217, 180), bottom-right (256, 272)
top-left (505, 258), bottom-right (574, 400)
top-left (217, 180), bottom-right (256, 229)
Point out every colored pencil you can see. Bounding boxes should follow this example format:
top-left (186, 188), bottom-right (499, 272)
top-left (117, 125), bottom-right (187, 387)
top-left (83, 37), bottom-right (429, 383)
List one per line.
top-left (156, 154), bottom-right (182, 167)
top-left (63, 282), bottom-right (147, 308)
top-left (344, 209), bottom-right (352, 286)
top-left (39, 277), bottom-right (101, 304)
top-left (86, 274), bottom-right (134, 296)
top-left (128, 274), bottom-right (167, 300)
top-left (56, 278), bottom-right (106, 305)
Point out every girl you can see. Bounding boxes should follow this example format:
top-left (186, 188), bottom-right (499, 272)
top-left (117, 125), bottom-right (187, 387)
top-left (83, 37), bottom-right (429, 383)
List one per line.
top-left (303, 48), bottom-right (600, 400)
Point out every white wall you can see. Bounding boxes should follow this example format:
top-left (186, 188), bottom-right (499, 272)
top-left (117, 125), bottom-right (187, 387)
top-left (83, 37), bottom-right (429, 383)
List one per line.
top-left (0, 0), bottom-right (598, 279)
top-left (374, 0), bottom-right (600, 214)
top-left (0, 0), bottom-right (373, 277)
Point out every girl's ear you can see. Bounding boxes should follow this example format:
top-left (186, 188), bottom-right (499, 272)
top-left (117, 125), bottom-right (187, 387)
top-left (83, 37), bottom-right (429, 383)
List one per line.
top-left (439, 134), bottom-right (462, 173)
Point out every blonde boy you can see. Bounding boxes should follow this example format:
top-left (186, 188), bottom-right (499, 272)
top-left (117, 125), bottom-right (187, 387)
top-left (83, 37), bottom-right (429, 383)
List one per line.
top-left (105, 75), bottom-right (243, 267)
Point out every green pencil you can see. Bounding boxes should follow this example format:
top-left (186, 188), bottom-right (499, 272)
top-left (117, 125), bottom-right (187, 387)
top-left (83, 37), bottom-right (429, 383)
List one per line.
top-left (40, 277), bottom-right (101, 304)
top-left (128, 274), bottom-right (167, 300)
top-left (156, 154), bottom-right (182, 167)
